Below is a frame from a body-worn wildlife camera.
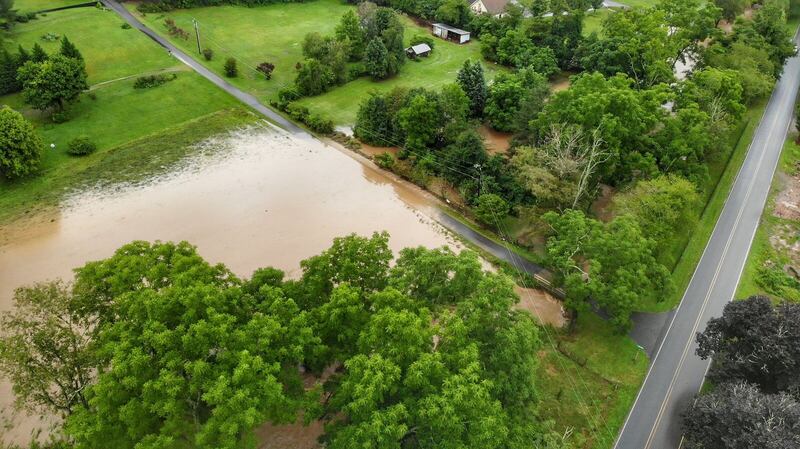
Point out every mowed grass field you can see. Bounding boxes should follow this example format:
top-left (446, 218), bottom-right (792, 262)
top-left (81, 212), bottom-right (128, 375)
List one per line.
top-left (6, 6), bottom-right (178, 84)
top-left (15, 0), bottom-right (83, 12)
top-left (0, 6), bottom-right (250, 224)
top-left (131, 0), bottom-right (502, 124)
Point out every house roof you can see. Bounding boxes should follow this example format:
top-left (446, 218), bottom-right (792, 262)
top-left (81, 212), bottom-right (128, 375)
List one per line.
top-left (432, 23), bottom-right (471, 35)
top-left (471, 0), bottom-right (511, 15)
top-left (408, 43), bottom-right (432, 54)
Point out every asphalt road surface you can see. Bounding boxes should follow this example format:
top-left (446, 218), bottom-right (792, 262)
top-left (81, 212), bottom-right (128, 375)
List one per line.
top-left (102, 0), bottom-right (304, 134)
top-left (614, 36), bottom-right (800, 449)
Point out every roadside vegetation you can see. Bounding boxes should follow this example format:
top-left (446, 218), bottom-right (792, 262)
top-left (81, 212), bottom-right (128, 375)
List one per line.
top-left (681, 296), bottom-right (800, 448)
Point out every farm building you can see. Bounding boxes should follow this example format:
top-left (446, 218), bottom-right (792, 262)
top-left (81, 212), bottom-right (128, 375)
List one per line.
top-left (406, 43), bottom-right (432, 58)
top-left (432, 23), bottom-right (471, 44)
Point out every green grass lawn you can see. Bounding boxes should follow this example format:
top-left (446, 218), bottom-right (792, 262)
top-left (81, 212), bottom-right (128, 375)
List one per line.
top-left (15, 0), bottom-right (82, 12)
top-left (130, 0), bottom-right (502, 125)
top-left (538, 314), bottom-right (648, 449)
top-left (4, 6), bottom-right (179, 84)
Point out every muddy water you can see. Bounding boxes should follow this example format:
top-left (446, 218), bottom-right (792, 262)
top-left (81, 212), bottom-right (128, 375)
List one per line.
top-left (0, 125), bottom-right (461, 445)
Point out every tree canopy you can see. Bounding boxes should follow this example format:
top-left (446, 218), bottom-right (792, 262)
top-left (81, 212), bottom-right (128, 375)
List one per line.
top-left (0, 105), bottom-right (43, 179)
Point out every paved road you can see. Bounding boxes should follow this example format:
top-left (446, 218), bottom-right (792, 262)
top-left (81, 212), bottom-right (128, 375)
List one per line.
top-left (614, 35), bottom-right (800, 449)
top-left (102, 0), bottom-right (303, 134)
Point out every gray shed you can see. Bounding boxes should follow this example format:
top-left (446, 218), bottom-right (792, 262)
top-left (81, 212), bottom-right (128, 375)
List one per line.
top-left (406, 43), bottom-right (432, 58)
top-left (432, 23), bottom-right (471, 44)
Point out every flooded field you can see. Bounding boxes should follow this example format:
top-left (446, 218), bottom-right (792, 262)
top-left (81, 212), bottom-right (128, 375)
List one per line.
top-left (0, 124), bottom-right (460, 445)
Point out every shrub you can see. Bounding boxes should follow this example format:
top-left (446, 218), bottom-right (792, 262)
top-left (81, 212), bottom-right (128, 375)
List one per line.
top-left (133, 73), bottom-right (177, 89)
top-left (202, 48), bottom-right (213, 61)
top-left (285, 103), bottom-right (309, 122)
top-left (40, 33), bottom-right (59, 42)
top-left (278, 87), bottom-right (301, 103)
top-left (121, 23), bottom-right (132, 30)
top-left (306, 113), bottom-right (334, 134)
top-left (374, 152), bottom-right (395, 170)
top-left (163, 18), bottom-right (189, 40)
top-left (347, 63), bottom-right (366, 81)
top-left (67, 136), bottom-right (97, 156)
top-left (51, 110), bottom-right (70, 124)
top-left (409, 34), bottom-right (435, 50)
top-left (257, 62), bottom-right (275, 80)
top-left (224, 58), bottom-right (237, 77)
top-left (0, 106), bottom-right (43, 179)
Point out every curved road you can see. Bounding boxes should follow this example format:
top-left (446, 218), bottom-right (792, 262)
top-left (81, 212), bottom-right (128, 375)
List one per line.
top-left (614, 34), bottom-right (800, 449)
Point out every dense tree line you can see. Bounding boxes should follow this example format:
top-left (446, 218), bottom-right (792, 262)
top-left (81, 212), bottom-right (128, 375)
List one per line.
top-left (352, 0), bottom-right (797, 330)
top-left (682, 296), bottom-right (800, 448)
top-left (292, 3), bottom-right (405, 97)
top-left (0, 236), bottom-right (568, 449)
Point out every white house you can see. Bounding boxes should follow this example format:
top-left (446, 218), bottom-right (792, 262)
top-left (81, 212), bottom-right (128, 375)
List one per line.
top-left (470, 0), bottom-right (515, 17)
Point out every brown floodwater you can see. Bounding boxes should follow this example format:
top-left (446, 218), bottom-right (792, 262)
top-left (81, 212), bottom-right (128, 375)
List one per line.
top-left (0, 124), bottom-right (462, 445)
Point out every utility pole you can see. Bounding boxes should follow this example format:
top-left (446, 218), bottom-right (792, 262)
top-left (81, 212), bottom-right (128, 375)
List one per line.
top-left (193, 19), bottom-right (201, 55)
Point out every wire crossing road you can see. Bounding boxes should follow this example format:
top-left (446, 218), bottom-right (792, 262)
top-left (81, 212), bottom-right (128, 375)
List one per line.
top-left (614, 37), bottom-right (800, 449)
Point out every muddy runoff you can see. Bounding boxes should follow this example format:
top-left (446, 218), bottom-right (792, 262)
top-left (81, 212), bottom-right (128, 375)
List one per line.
top-left (0, 124), bottom-right (559, 446)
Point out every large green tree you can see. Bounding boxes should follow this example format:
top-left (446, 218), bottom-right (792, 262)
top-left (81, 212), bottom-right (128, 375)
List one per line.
top-left (0, 281), bottom-right (95, 417)
top-left (65, 241), bottom-right (318, 449)
top-left (18, 54), bottom-right (88, 116)
top-left (544, 210), bottom-right (672, 330)
top-left (0, 105), bottom-right (43, 179)
top-left (456, 59), bottom-right (488, 117)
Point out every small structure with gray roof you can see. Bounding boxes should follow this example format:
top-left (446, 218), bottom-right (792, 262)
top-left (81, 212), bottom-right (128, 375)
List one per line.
top-left (406, 43), bottom-right (432, 58)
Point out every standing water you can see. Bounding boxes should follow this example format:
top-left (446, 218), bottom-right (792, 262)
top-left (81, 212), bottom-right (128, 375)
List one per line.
top-left (0, 124), bottom-right (459, 445)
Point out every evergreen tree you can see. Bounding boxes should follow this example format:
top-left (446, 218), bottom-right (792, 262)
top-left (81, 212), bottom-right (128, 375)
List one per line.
top-left (59, 36), bottom-right (83, 62)
top-left (456, 60), bottom-right (488, 117)
top-left (365, 38), bottom-right (389, 79)
top-left (0, 48), bottom-right (20, 95)
top-left (30, 43), bottom-right (47, 63)
top-left (16, 44), bottom-right (29, 65)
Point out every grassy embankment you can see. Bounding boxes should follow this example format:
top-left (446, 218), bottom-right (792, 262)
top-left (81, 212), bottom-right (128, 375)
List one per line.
top-left (737, 137), bottom-right (800, 300)
top-left (0, 6), bottom-right (252, 225)
top-left (130, 0), bottom-right (503, 125)
top-left (15, 0), bottom-right (82, 12)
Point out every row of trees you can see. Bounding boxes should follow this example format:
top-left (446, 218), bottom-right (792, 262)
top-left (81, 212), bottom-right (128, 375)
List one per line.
top-left (293, 3), bottom-right (406, 96)
top-left (682, 296), bottom-right (800, 448)
top-left (1, 37), bottom-right (87, 118)
top-left (0, 235), bottom-right (568, 449)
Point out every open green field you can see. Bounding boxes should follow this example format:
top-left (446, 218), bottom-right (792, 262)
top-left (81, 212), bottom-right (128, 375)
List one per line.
top-left (4, 6), bottom-right (179, 84)
top-left (0, 6), bottom-right (249, 225)
top-left (538, 314), bottom-right (647, 449)
top-left (130, 0), bottom-right (502, 125)
top-left (737, 137), bottom-right (800, 301)
top-left (15, 0), bottom-right (82, 12)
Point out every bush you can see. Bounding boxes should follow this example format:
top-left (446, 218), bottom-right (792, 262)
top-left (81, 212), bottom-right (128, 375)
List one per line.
top-left (163, 18), bottom-right (189, 40)
top-left (257, 62), bottom-right (275, 80)
top-left (133, 73), bottom-right (177, 89)
top-left (278, 87), bottom-right (301, 103)
top-left (409, 34), bottom-right (435, 50)
top-left (202, 48), bottom-right (213, 61)
top-left (0, 106), bottom-right (43, 179)
top-left (51, 110), bottom-right (69, 124)
top-left (67, 136), bottom-right (97, 156)
top-left (40, 33), bottom-right (59, 42)
top-left (285, 103), bottom-right (310, 122)
top-left (474, 193), bottom-right (510, 226)
top-left (306, 113), bottom-right (334, 134)
top-left (347, 63), bottom-right (366, 81)
top-left (121, 23), bottom-right (132, 30)
top-left (224, 58), bottom-right (237, 77)
top-left (374, 152), bottom-right (395, 170)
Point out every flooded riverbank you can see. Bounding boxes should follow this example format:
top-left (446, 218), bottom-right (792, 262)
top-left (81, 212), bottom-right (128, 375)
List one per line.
top-left (0, 124), bottom-right (461, 445)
